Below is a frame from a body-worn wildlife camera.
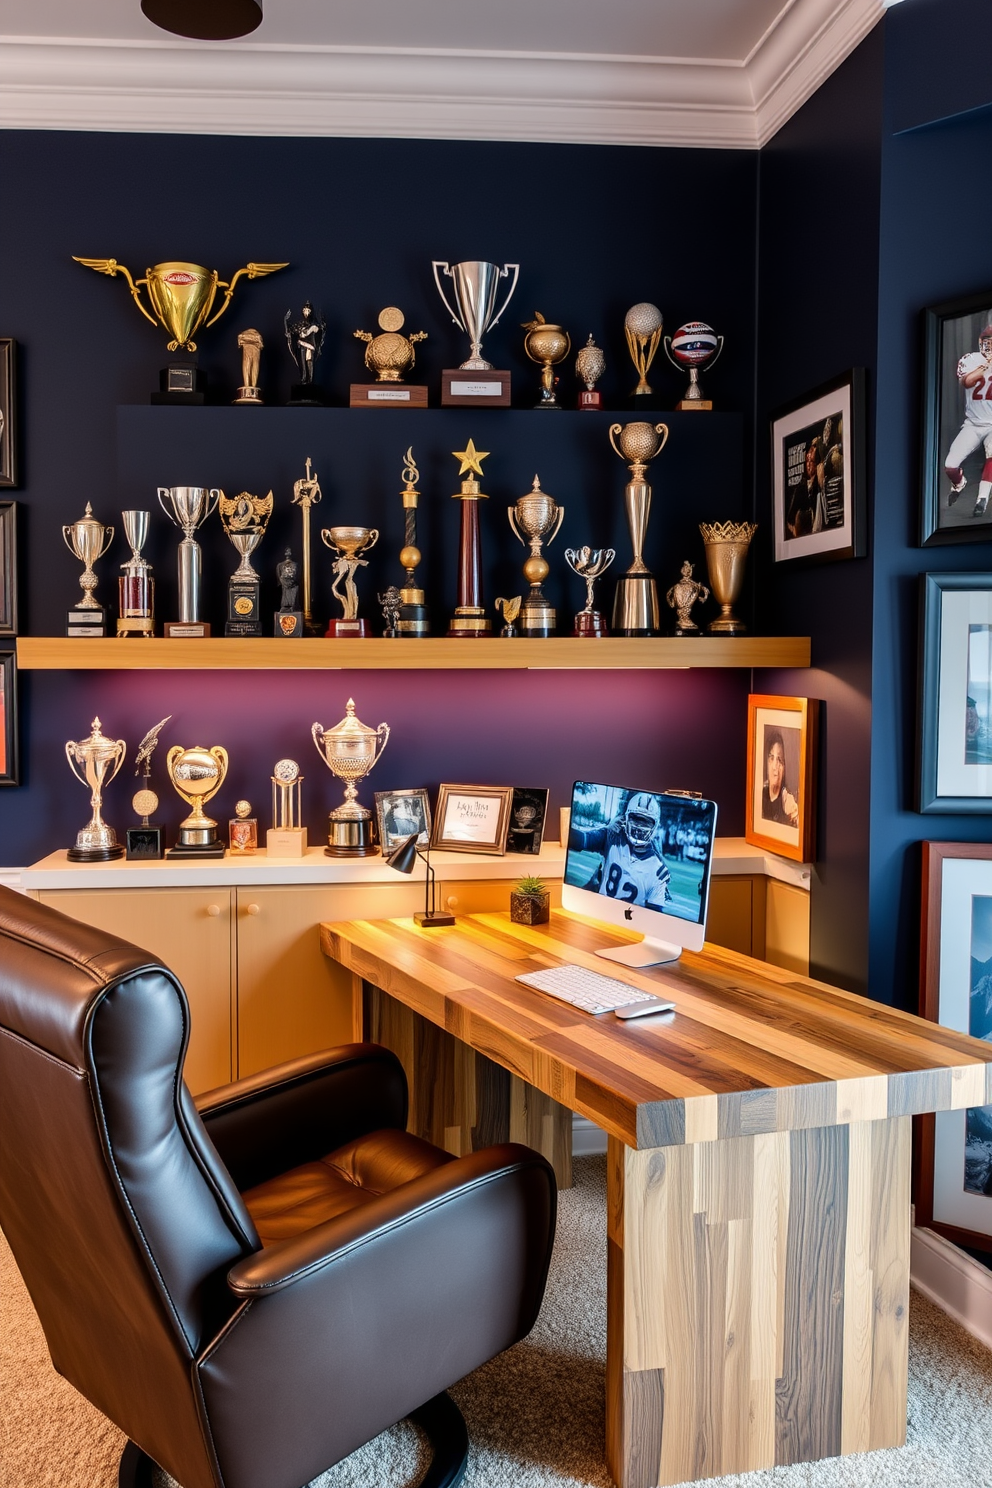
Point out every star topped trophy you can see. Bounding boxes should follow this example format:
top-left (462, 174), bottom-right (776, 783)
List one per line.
top-left (219, 489), bottom-right (273, 636)
top-left (448, 439), bottom-right (492, 637)
top-left (609, 421), bottom-right (669, 636)
top-left (434, 260), bottom-right (519, 407)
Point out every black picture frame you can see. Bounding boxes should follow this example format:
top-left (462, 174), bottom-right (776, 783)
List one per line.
top-left (0, 647), bottom-right (19, 786)
top-left (506, 787), bottom-right (550, 855)
top-left (918, 571), bottom-right (992, 812)
top-left (770, 368), bottom-right (866, 566)
top-left (0, 340), bottom-right (17, 489)
top-left (0, 501), bottom-right (16, 634)
top-left (921, 288), bottom-right (992, 545)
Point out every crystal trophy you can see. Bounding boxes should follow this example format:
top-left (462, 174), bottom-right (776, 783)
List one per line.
top-left (267, 758), bottom-right (307, 857)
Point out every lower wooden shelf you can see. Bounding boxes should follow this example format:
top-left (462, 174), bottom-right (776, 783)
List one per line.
top-left (15, 635), bottom-right (811, 671)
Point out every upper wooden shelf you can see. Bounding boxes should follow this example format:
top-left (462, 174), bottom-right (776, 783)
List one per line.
top-left (16, 636), bottom-right (810, 671)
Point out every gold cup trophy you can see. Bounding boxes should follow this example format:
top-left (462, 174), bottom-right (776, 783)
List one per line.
top-left (610, 421), bottom-right (669, 636)
top-left (508, 476), bottom-right (565, 636)
top-left (165, 744), bottom-right (230, 858)
top-left (522, 313), bottom-right (571, 410)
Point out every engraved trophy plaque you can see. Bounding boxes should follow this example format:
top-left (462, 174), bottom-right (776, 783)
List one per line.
top-left (63, 503), bottom-right (113, 637)
top-left (320, 526), bottom-right (379, 637)
top-left (312, 699), bottom-right (389, 856)
top-left (157, 485), bottom-right (221, 637)
top-left (609, 421), bottom-right (669, 636)
top-left (65, 717), bottom-right (127, 861)
top-left (434, 260), bottom-right (519, 406)
top-left (508, 476), bottom-right (564, 636)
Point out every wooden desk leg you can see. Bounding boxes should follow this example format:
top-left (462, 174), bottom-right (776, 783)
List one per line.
top-left (606, 1118), bottom-right (910, 1488)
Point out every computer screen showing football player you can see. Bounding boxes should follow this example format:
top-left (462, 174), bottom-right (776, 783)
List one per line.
top-left (562, 781), bottom-right (718, 967)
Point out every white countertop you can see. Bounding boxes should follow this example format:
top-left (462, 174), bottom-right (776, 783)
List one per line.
top-left (20, 838), bottom-right (811, 891)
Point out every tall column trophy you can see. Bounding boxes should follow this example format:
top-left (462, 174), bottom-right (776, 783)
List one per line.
top-left (565, 547), bottom-right (615, 636)
top-left (624, 302), bottom-right (664, 407)
top-left (396, 447), bottom-right (429, 636)
top-left (522, 313), bottom-right (571, 410)
top-left (65, 718), bottom-right (127, 861)
top-left (219, 489), bottom-right (273, 636)
top-left (117, 511), bottom-right (154, 638)
top-left (268, 758), bottom-right (306, 857)
top-left (351, 308), bottom-right (428, 406)
top-left (165, 743), bottom-right (229, 858)
top-left (433, 260), bottom-right (519, 407)
top-left (320, 527), bottom-right (378, 637)
top-left (664, 321), bottom-right (723, 410)
top-left (609, 421), bottom-right (669, 636)
top-left (508, 476), bottom-right (564, 636)
top-left (127, 714), bottom-right (171, 859)
top-left (312, 699), bottom-right (389, 856)
top-left (292, 458), bottom-right (322, 634)
top-left (157, 486), bottom-right (221, 637)
top-left (63, 503), bottom-right (113, 637)
top-left (233, 327), bottom-right (264, 405)
top-left (448, 439), bottom-right (491, 636)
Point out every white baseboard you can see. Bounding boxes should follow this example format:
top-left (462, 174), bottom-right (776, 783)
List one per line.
top-left (572, 1114), bottom-right (608, 1157)
top-left (911, 1222), bottom-right (992, 1351)
top-left (0, 869), bottom-right (25, 894)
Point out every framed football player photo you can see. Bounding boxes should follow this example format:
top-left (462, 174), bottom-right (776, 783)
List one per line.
top-left (921, 288), bottom-right (992, 545)
top-left (917, 842), bottom-right (992, 1248)
top-left (0, 340), bottom-right (16, 489)
top-left (770, 368), bottom-right (866, 565)
top-left (745, 694), bottom-right (819, 863)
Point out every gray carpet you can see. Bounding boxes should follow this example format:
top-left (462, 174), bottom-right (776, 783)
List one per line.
top-left (4, 1156), bottom-right (992, 1488)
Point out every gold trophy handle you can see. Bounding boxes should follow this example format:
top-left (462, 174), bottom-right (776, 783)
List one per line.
top-left (488, 264), bottom-right (521, 332)
top-left (319, 530), bottom-right (337, 551)
top-left (97, 527), bottom-right (115, 562)
top-left (359, 530), bottom-right (379, 554)
top-left (206, 747), bottom-right (229, 804)
top-left (165, 745), bottom-right (190, 809)
top-left (608, 424), bottom-right (625, 461)
top-left (653, 423), bottom-right (670, 454)
top-left (508, 508), bottom-right (525, 547)
top-left (547, 506), bottom-right (565, 547)
top-left (72, 258), bottom-right (159, 330)
top-left (204, 262), bottom-right (289, 330)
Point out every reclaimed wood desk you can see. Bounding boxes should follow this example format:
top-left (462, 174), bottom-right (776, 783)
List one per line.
top-left (320, 909), bottom-right (992, 1488)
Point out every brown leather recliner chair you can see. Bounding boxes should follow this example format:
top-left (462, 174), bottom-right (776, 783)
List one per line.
top-left (0, 887), bottom-right (557, 1488)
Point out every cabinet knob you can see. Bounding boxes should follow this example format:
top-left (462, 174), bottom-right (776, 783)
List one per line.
top-left (444, 894), bottom-right (459, 911)
top-left (246, 902), bottom-right (261, 916)
top-left (206, 904), bottom-right (221, 918)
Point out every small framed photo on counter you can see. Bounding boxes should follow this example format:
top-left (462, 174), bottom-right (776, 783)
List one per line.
top-left (506, 787), bottom-right (549, 855)
top-left (745, 694), bottom-right (819, 863)
top-left (375, 788), bottom-right (432, 856)
top-left (432, 784), bottom-right (513, 855)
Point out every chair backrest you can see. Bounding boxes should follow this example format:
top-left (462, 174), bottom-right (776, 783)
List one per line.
top-left (0, 887), bottom-right (259, 1488)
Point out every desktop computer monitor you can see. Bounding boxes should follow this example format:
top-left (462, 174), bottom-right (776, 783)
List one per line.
top-left (562, 781), bottom-right (718, 967)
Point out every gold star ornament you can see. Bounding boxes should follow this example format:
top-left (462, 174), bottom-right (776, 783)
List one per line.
top-left (452, 439), bottom-right (489, 478)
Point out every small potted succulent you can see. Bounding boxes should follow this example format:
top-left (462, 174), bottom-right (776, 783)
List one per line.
top-left (510, 874), bottom-right (551, 926)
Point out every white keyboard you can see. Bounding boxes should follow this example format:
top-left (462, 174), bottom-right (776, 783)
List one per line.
top-left (515, 964), bottom-right (676, 1019)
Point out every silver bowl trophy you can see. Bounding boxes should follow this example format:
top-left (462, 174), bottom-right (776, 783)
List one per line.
top-left (157, 486), bottom-right (221, 637)
top-left (565, 546), bottom-right (615, 636)
top-left (609, 421), bottom-right (669, 636)
top-left (65, 717), bottom-right (127, 861)
top-left (312, 699), bottom-right (390, 857)
top-left (699, 521), bottom-right (758, 634)
top-left (165, 743), bottom-right (229, 858)
top-left (117, 510), bottom-right (154, 638)
top-left (321, 526), bottom-right (378, 637)
top-left (63, 503), bottom-right (113, 637)
top-left (434, 259), bottom-right (519, 407)
top-left (127, 714), bottom-right (171, 859)
top-left (664, 321), bottom-right (723, 410)
top-left (508, 476), bottom-right (564, 637)
top-left (218, 489), bottom-right (273, 636)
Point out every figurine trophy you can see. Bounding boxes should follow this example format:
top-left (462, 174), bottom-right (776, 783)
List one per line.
top-left (522, 313), bottom-right (571, 410)
top-left (320, 527), bottom-right (379, 637)
top-left (396, 447), bottom-right (429, 636)
top-left (285, 302), bottom-right (326, 405)
top-left (433, 260), bottom-right (519, 406)
top-left (233, 327), bottom-right (264, 405)
top-left (576, 335), bottom-right (605, 410)
top-left (275, 549), bottom-right (303, 637)
top-left (65, 717), bottom-right (127, 861)
top-left (292, 458), bottom-right (322, 634)
top-left (624, 302), bottom-right (664, 408)
top-left (127, 714), bottom-right (171, 859)
top-left (63, 503), bottom-right (113, 637)
top-left (508, 476), bottom-right (564, 636)
top-left (157, 486), bottom-right (221, 637)
top-left (268, 758), bottom-right (306, 856)
top-left (312, 699), bottom-right (389, 856)
top-left (699, 521), bottom-right (758, 634)
top-left (664, 321), bottom-right (723, 410)
top-left (117, 510), bottom-right (154, 638)
top-left (379, 587), bottom-right (402, 637)
top-left (495, 595), bottom-right (521, 638)
top-left (448, 439), bottom-right (491, 636)
top-left (609, 421), bottom-right (669, 636)
top-left (565, 546), bottom-right (615, 636)
top-left (219, 489), bottom-right (273, 636)
top-left (666, 560), bottom-right (710, 636)
top-left (165, 744), bottom-right (229, 858)
top-left (351, 308), bottom-right (428, 406)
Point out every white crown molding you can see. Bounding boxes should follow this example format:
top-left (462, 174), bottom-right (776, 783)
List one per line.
top-left (0, 1), bottom-right (892, 149)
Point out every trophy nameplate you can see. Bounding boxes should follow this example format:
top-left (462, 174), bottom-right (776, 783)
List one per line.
top-left (433, 260), bottom-right (517, 407)
top-left (67, 606), bottom-right (108, 638)
top-left (266, 827), bottom-right (308, 856)
top-left (226, 582), bottom-right (261, 637)
top-left (126, 826), bottom-right (165, 859)
top-left (64, 502), bottom-right (112, 637)
top-left (351, 308), bottom-right (428, 406)
top-left (350, 384), bottom-right (428, 407)
top-left (275, 612), bottom-right (303, 637)
top-left (441, 369), bottom-right (511, 407)
top-left (164, 621), bottom-right (211, 637)
top-left (151, 360), bottom-right (206, 405)
top-left (578, 390), bottom-right (602, 410)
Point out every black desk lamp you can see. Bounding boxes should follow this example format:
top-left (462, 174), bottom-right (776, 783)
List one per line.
top-left (385, 833), bottom-right (455, 928)
top-left (141, 0), bottom-right (262, 40)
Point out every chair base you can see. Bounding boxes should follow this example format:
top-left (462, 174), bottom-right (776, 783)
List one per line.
top-left (117, 1392), bottom-right (468, 1488)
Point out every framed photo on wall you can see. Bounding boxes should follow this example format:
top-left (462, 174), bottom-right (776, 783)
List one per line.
top-left (0, 501), bottom-right (16, 634)
top-left (921, 288), bottom-right (992, 545)
top-left (918, 572), bottom-right (992, 812)
top-left (0, 340), bottom-right (16, 489)
top-left (745, 694), bottom-right (819, 863)
top-left (917, 842), bottom-right (992, 1248)
top-left (0, 648), bottom-right (18, 785)
top-left (770, 368), bottom-right (866, 565)
top-left (374, 788), bottom-right (432, 856)
top-left (432, 784), bottom-right (513, 855)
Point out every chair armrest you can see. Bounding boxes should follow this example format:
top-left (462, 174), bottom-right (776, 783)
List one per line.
top-left (194, 1043), bottom-right (407, 1192)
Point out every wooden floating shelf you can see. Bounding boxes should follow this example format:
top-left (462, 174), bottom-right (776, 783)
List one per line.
top-left (16, 636), bottom-right (811, 672)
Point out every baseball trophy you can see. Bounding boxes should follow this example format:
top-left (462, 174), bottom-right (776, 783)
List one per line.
top-left (219, 489), bottom-right (273, 637)
top-left (508, 476), bottom-right (564, 636)
top-left (610, 421), bottom-right (669, 636)
top-left (268, 758), bottom-right (306, 856)
top-left (229, 801), bottom-right (258, 854)
top-left (666, 560), bottom-right (710, 636)
top-left (233, 328), bottom-right (264, 405)
top-left (275, 549), bottom-right (303, 637)
top-left (117, 511), bottom-right (155, 638)
top-left (72, 256), bottom-right (287, 402)
top-left (157, 486), bottom-right (221, 637)
top-left (320, 527), bottom-right (378, 637)
top-left (448, 439), bottom-right (492, 636)
top-left (664, 321), bottom-right (723, 410)
top-left (624, 302), bottom-right (664, 405)
top-left (396, 447), bottom-right (429, 637)
top-left (63, 503), bottom-right (113, 637)
top-left (127, 714), bottom-right (171, 859)
top-left (575, 334), bottom-right (605, 410)
top-left (292, 458), bottom-right (322, 634)
top-left (522, 313), bottom-right (571, 410)
top-left (565, 546), bottom-right (615, 637)
top-left (165, 743), bottom-right (229, 858)
top-left (312, 699), bottom-right (390, 856)
top-left (433, 259), bottom-right (519, 406)
top-left (285, 302), bottom-right (326, 405)
top-left (351, 308), bottom-right (428, 406)
top-left (65, 717), bottom-right (127, 862)
top-left (699, 521), bottom-right (758, 634)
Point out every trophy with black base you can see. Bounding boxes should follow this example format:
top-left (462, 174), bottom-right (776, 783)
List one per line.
top-left (274, 549), bottom-right (303, 637)
top-left (126, 715), bottom-right (171, 859)
top-left (219, 490), bottom-right (273, 636)
top-left (64, 504), bottom-right (113, 637)
top-left (166, 744), bottom-right (229, 858)
top-left (397, 448), bottom-right (429, 636)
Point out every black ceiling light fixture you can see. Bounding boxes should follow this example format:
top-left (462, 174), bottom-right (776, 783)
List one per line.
top-left (140, 0), bottom-right (263, 41)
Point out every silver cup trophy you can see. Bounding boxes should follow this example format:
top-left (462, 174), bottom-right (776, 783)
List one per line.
top-left (432, 260), bottom-right (519, 370)
top-left (312, 698), bottom-right (390, 857)
top-left (508, 476), bottom-right (565, 636)
top-left (65, 717), bottom-right (127, 861)
top-left (63, 503), bottom-right (114, 636)
top-left (565, 546), bottom-right (616, 637)
top-left (157, 485), bottom-right (221, 636)
top-left (609, 421), bottom-right (669, 636)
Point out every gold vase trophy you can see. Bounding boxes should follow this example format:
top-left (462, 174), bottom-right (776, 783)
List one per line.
top-left (522, 312), bottom-right (571, 410)
top-left (699, 521), bottom-right (758, 634)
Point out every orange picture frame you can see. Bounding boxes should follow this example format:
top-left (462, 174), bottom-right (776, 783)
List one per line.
top-left (745, 693), bottom-right (819, 863)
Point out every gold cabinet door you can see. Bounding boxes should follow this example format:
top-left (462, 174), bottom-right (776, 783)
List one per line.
top-left (36, 889), bottom-right (234, 1095)
top-left (436, 876), bottom-right (563, 917)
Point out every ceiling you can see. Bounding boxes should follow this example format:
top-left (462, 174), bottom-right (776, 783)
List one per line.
top-left (0, 0), bottom-right (902, 148)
